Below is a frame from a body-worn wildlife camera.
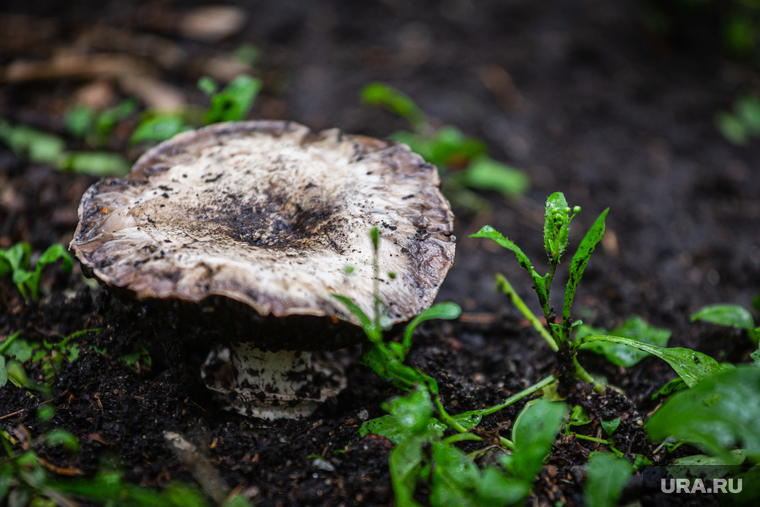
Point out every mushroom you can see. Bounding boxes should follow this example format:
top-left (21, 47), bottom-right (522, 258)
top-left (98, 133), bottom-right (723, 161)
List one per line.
top-left (70, 121), bottom-right (455, 419)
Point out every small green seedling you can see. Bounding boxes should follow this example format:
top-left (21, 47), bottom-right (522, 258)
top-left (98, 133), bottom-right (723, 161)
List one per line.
top-left (64, 99), bottom-right (137, 147)
top-left (472, 192), bottom-right (734, 392)
top-left (0, 119), bottom-right (129, 176)
top-left (201, 75), bottom-right (262, 125)
top-left (716, 93), bottom-right (760, 145)
top-left (130, 74), bottom-right (262, 146)
top-left (0, 242), bottom-right (73, 300)
top-left (360, 82), bottom-right (530, 212)
top-left (335, 227), bottom-right (567, 506)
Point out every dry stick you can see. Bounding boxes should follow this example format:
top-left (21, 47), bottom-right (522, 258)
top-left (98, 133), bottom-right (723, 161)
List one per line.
top-left (0, 409), bottom-right (26, 421)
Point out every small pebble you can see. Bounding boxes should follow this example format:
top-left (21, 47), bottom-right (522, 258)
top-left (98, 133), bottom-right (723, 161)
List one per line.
top-left (358, 409), bottom-right (369, 421)
top-left (313, 458), bottom-right (335, 472)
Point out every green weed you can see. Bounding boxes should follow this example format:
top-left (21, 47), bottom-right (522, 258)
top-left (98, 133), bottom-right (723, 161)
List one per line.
top-left (334, 228), bottom-right (567, 506)
top-left (472, 192), bottom-right (734, 392)
top-left (360, 82), bottom-right (530, 212)
top-left (0, 242), bottom-right (72, 300)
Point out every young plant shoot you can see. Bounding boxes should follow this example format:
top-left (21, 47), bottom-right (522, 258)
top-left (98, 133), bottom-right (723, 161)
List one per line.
top-left (334, 228), bottom-right (567, 506)
top-left (472, 192), bottom-right (732, 392)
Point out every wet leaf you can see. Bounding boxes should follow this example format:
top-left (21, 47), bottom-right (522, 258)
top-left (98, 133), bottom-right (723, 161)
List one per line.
top-left (576, 316), bottom-right (672, 367)
top-left (360, 411), bottom-right (481, 445)
top-left (577, 335), bottom-right (732, 387)
top-left (383, 387), bottom-right (434, 434)
top-left (508, 399), bottom-right (566, 482)
top-left (388, 431), bottom-right (438, 507)
top-left (584, 452), bottom-right (632, 507)
top-left (691, 304), bottom-right (757, 341)
top-left (647, 367), bottom-right (760, 463)
top-left (429, 442), bottom-right (527, 507)
top-left (543, 192), bottom-right (571, 261)
top-left (462, 156), bottom-right (529, 198)
top-left (563, 209), bottom-right (608, 324)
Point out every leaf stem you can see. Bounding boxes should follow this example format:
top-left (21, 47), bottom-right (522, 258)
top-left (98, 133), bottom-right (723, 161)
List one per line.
top-left (496, 274), bottom-right (558, 352)
top-left (0, 331), bottom-right (20, 355)
top-left (478, 374), bottom-right (556, 417)
top-left (572, 434), bottom-right (610, 445)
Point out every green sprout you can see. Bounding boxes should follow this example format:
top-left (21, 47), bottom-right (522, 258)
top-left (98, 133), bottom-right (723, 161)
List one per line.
top-left (0, 242), bottom-right (73, 300)
top-left (333, 227), bottom-right (567, 506)
top-left (472, 192), bottom-right (734, 392)
top-left (360, 82), bottom-right (530, 213)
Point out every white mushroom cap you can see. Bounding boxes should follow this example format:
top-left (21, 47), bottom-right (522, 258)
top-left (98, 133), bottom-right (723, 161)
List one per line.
top-left (71, 121), bottom-right (455, 347)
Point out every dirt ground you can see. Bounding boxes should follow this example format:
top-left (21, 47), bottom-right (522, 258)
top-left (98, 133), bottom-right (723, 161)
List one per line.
top-left (1, 1), bottom-right (759, 506)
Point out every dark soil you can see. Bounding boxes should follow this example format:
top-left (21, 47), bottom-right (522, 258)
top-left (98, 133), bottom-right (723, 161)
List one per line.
top-left (2, 1), bottom-right (760, 506)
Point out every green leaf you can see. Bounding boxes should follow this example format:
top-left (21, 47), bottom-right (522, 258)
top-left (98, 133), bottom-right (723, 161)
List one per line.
top-left (204, 75), bottom-right (261, 124)
top-left (402, 302), bottom-right (461, 356)
top-left (584, 452), bottom-right (632, 507)
top-left (470, 226), bottom-right (548, 309)
top-left (389, 431), bottom-right (438, 507)
top-left (121, 344), bottom-right (151, 372)
top-left (576, 316), bottom-right (672, 367)
top-left (332, 294), bottom-right (379, 341)
top-left (93, 99), bottom-right (137, 140)
top-left (716, 111), bottom-right (748, 145)
top-left (462, 156), bottom-right (529, 198)
top-left (0, 120), bottom-right (66, 164)
top-left (577, 335), bottom-right (732, 387)
top-left (58, 151), bottom-right (130, 177)
top-left (131, 115), bottom-right (190, 145)
top-left (565, 405), bottom-right (592, 435)
top-left (427, 127), bottom-right (487, 168)
top-left (543, 192), bottom-right (570, 260)
top-left (647, 367), bottom-right (760, 463)
top-left (0, 356), bottom-right (6, 388)
top-left (736, 94), bottom-right (760, 135)
top-left (360, 411), bottom-right (481, 445)
top-left (64, 105), bottom-right (96, 138)
top-left (601, 419), bottom-right (620, 437)
top-left (37, 404), bottom-right (55, 422)
top-left (360, 82), bottom-right (427, 131)
top-left (667, 450), bottom-right (746, 479)
top-left (383, 387), bottom-right (434, 434)
top-left (691, 304), bottom-right (756, 338)
top-left (429, 442), bottom-right (527, 507)
top-left (752, 294), bottom-right (760, 314)
top-left (21, 243), bottom-right (74, 300)
top-left (651, 378), bottom-right (688, 401)
top-left (563, 209), bottom-right (608, 324)
top-left (509, 399), bottom-right (566, 482)
top-left (198, 76), bottom-right (219, 97)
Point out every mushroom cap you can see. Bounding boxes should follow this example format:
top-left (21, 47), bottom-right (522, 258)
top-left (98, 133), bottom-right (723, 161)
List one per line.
top-left (71, 121), bottom-right (455, 349)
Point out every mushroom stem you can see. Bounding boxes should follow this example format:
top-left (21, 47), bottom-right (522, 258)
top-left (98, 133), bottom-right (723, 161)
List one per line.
top-left (231, 344), bottom-right (311, 395)
top-left (203, 343), bottom-right (346, 421)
